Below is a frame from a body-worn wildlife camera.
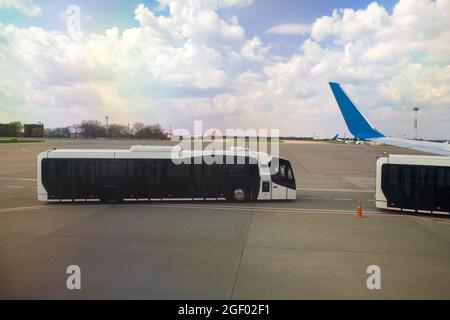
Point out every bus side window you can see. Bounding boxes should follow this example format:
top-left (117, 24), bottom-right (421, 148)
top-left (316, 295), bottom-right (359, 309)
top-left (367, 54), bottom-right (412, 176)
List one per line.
top-left (436, 168), bottom-right (445, 188)
top-left (193, 164), bottom-right (202, 188)
top-left (228, 164), bottom-right (247, 175)
top-left (59, 160), bottom-right (72, 199)
top-left (167, 161), bottom-right (191, 177)
top-left (127, 159), bottom-right (135, 177)
top-left (204, 162), bottom-right (214, 181)
top-left (47, 159), bottom-right (59, 182)
top-left (403, 167), bottom-right (413, 195)
top-left (389, 165), bottom-right (400, 185)
top-left (112, 160), bottom-right (126, 177)
top-left (87, 160), bottom-right (95, 184)
top-left (248, 164), bottom-right (259, 178)
top-left (154, 160), bottom-right (162, 186)
top-left (44, 159), bottom-right (60, 198)
top-left (99, 160), bottom-right (108, 177)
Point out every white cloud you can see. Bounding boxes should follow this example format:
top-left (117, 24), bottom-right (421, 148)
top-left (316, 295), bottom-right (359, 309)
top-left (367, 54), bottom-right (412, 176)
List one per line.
top-left (240, 36), bottom-right (271, 62)
top-left (266, 23), bottom-right (311, 35)
top-left (0, 0), bottom-right (41, 16)
top-left (311, 2), bottom-right (390, 42)
top-left (0, 0), bottom-right (449, 139)
top-left (159, 0), bottom-right (254, 10)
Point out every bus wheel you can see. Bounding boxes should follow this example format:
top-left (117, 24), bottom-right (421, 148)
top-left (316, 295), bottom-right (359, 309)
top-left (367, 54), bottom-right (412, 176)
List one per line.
top-left (231, 187), bottom-right (247, 202)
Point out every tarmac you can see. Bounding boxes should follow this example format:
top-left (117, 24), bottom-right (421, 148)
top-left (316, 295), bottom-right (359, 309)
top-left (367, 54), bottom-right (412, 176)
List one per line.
top-left (1, 139), bottom-right (449, 299)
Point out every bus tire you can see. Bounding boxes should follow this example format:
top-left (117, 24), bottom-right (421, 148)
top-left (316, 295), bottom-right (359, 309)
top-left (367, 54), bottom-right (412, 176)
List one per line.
top-left (230, 187), bottom-right (248, 202)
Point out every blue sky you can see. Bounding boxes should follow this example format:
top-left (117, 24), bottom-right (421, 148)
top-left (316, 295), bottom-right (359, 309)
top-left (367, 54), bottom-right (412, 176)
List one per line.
top-left (221, 0), bottom-right (398, 54)
top-left (1, 0), bottom-right (398, 56)
top-left (0, 0), bottom-right (449, 139)
top-left (1, 1), bottom-right (399, 27)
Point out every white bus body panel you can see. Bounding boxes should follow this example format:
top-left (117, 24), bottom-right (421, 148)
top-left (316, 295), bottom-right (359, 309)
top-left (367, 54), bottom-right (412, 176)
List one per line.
top-left (37, 151), bottom-right (48, 201)
top-left (287, 187), bottom-right (297, 200)
top-left (375, 157), bottom-right (388, 209)
top-left (271, 182), bottom-right (287, 199)
top-left (257, 162), bottom-right (272, 200)
top-left (47, 150), bottom-right (116, 158)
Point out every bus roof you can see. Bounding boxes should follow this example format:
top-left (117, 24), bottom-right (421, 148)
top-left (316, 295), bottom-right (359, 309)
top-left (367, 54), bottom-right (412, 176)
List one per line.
top-left (44, 145), bottom-right (279, 164)
top-left (381, 154), bottom-right (450, 166)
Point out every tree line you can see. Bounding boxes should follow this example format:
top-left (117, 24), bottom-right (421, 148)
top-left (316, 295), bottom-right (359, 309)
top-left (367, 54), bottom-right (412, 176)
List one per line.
top-left (45, 120), bottom-right (168, 139)
top-left (0, 121), bottom-right (23, 137)
top-left (0, 121), bottom-right (44, 137)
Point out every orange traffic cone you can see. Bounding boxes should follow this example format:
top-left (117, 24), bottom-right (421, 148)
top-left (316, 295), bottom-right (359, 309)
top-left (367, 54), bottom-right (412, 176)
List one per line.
top-left (355, 201), bottom-right (363, 218)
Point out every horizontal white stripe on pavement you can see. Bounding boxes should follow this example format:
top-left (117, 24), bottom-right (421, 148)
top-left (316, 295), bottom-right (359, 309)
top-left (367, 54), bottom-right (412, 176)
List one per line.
top-left (0, 177), bottom-right (36, 181)
top-left (297, 187), bottom-right (374, 193)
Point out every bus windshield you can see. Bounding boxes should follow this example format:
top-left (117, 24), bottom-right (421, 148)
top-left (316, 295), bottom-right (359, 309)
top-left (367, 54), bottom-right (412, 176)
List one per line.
top-left (269, 158), bottom-right (295, 188)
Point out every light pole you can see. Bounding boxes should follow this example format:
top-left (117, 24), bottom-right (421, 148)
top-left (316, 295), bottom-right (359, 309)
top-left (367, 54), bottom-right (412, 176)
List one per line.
top-left (413, 107), bottom-right (419, 140)
top-left (105, 116), bottom-right (109, 137)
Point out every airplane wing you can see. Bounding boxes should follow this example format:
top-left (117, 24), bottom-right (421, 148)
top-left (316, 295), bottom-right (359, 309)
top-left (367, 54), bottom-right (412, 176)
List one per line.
top-left (329, 82), bottom-right (450, 156)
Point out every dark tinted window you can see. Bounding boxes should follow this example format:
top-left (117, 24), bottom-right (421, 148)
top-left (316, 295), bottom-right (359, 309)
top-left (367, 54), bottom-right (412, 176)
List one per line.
top-left (154, 160), bottom-right (162, 185)
top-left (167, 162), bottom-right (190, 177)
top-left (47, 159), bottom-right (58, 181)
top-left (99, 160), bottom-right (108, 177)
top-left (437, 168), bottom-right (445, 188)
top-left (113, 160), bottom-right (126, 177)
top-left (228, 164), bottom-right (247, 174)
top-left (403, 167), bottom-right (413, 196)
top-left (204, 163), bottom-right (215, 181)
top-left (270, 159), bottom-right (288, 180)
top-left (279, 163), bottom-right (287, 179)
top-left (193, 164), bottom-right (202, 187)
top-left (287, 166), bottom-right (293, 180)
top-left (127, 160), bottom-right (135, 177)
top-left (42, 159), bottom-right (60, 199)
top-left (389, 165), bottom-right (400, 184)
top-left (269, 158), bottom-right (295, 189)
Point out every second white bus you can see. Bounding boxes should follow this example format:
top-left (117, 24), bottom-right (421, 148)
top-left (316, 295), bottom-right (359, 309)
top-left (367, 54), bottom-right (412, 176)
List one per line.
top-left (376, 154), bottom-right (450, 215)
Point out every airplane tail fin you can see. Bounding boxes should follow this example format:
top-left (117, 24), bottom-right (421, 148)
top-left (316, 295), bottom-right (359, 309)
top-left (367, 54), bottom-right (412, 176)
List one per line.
top-left (331, 134), bottom-right (339, 141)
top-left (329, 82), bottom-right (384, 139)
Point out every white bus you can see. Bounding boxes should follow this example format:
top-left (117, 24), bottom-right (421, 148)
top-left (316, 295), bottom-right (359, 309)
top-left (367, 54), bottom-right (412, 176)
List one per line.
top-left (37, 145), bottom-right (296, 203)
top-left (376, 154), bottom-right (450, 215)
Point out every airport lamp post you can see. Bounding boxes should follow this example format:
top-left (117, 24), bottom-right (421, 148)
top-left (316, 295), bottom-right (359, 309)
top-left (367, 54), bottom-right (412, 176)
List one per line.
top-left (105, 116), bottom-right (109, 137)
top-left (413, 107), bottom-right (419, 140)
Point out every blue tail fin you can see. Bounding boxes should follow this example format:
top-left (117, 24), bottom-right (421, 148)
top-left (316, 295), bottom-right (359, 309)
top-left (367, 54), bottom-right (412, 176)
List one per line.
top-left (331, 134), bottom-right (339, 140)
top-left (329, 82), bottom-right (384, 139)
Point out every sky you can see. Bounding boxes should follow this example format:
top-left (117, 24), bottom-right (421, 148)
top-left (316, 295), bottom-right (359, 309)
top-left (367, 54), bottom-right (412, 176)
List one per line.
top-left (0, 0), bottom-right (449, 139)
